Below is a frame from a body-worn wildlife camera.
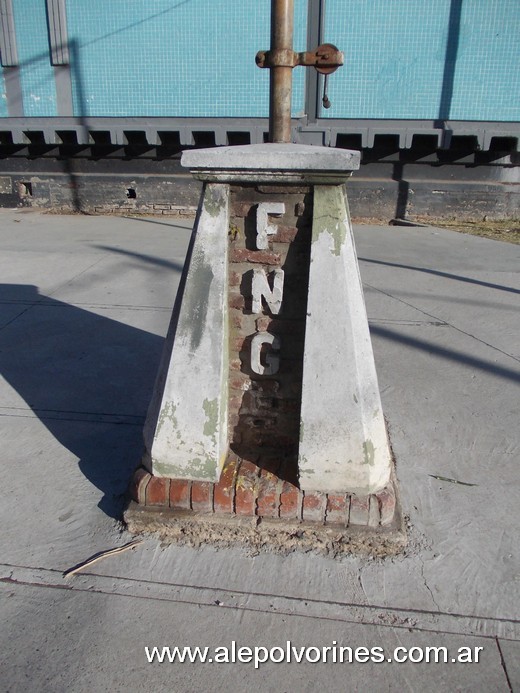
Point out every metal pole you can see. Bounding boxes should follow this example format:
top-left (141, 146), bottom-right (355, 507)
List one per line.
top-left (305, 0), bottom-right (325, 123)
top-left (269, 0), bottom-right (294, 143)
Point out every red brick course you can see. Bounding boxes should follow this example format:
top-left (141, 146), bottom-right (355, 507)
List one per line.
top-left (302, 491), bottom-right (325, 523)
top-left (229, 375), bottom-right (252, 391)
top-left (229, 294), bottom-right (245, 310)
top-left (256, 470), bottom-right (280, 518)
top-left (231, 202), bottom-right (253, 218)
top-left (279, 482), bottom-right (300, 519)
top-left (229, 270), bottom-right (242, 286)
top-left (129, 467), bottom-right (151, 505)
top-left (326, 494), bottom-right (349, 524)
top-left (377, 485), bottom-right (396, 526)
top-left (128, 464), bottom-right (397, 529)
top-left (146, 476), bottom-right (170, 506)
top-left (169, 479), bottom-right (191, 510)
top-left (234, 460), bottom-right (259, 516)
top-left (230, 249), bottom-right (281, 265)
top-left (191, 481), bottom-right (213, 513)
top-left (271, 225), bottom-right (299, 243)
top-left (213, 457), bottom-right (238, 514)
top-left (350, 495), bottom-right (370, 526)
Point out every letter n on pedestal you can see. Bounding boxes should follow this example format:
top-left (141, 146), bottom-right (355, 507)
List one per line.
top-left (298, 185), bottom-right (392, 495)
top-left (141, 183), bottom-right (229, 481)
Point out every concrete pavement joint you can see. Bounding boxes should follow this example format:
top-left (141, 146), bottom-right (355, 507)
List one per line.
top-left (357, 568), bottom-right (369, 605)
top-left (0, 256), bottom-right (107, 333)
top-left (419, 558), bottom-right (441, 611)
top-left (0, 405), bottom-right (144, 425)
top-left (365, 281), bottom-right (520, 364)
top-left (45, 256), bottom-right (108, 300)
top-left (495, 637), bottom-right (514, 692)
top-left (0, 303), bottom-right (40, 333)
top-left (0, 300), bottom-right (172, 312)
top-left (1, 563), bottom-right (519, 641)
top-left (369, 319), bottom-right (449, 327)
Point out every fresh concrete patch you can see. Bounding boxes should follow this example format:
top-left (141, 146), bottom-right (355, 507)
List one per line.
top-left (124, 501), bottom-right (406, 559)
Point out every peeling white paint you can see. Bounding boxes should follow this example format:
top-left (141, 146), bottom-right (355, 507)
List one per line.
top-left (255, 202), bottom-right (285, 249)
top-left (251, 332), bottom-right (281, 376)
top-left (299, 185), bottom-right (392, 494)
top-left (251, 268), bottom-right (284, 315)
top-left (142, 183), bottom-right (229, 481)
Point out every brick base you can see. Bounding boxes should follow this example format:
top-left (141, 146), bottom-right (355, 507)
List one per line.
top-left (126, 457), bottom-right (400, 530)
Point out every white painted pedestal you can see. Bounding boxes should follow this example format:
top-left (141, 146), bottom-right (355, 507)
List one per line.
top-left (141, 144), bottom-right (392, 497)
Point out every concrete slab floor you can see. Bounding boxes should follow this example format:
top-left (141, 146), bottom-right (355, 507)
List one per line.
top-left (0, 208), bottom-right (518, 691)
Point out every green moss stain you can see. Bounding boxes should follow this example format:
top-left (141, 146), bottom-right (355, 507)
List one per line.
top-left (312, 186), bottom-right (348, 256)
top-left (299, 421), bottom-right (305, 443)
top-left (153, 457), bottom-right (216, 480)
top-left (203, 185), bottom-right (225, 218)
top-left (333, 220), bottom-right (348, 257)
top-left (153, 461), bottom-right (176, 477)
top-left (186, 456), bottom-right (216, 478)
top-left (179, 247), bottom-right (214, 353)
top-left (203, 397), bottom-right (219, 444)
top-left (362, 440), bottom-right (375, 466)
top-left (156, 401), bottom-right (178, 438)
top-left (299, 453), bottom-right (314, 475)
top-left (219, 308), bottom-right (229, 442)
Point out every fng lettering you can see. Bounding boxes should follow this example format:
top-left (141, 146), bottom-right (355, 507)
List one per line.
top-left (250, 332), bottom-right (281, 375)
top-left (256, 202), bottom-right (285, 249)
top-left (252, 268), bottom-right (284, 315)
top-left (248, 203), bottom-right (287, 375)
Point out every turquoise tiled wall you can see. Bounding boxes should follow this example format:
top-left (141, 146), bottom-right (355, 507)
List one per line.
top-left (11, 0), bottom-right (57, 116)
top-left (0, 74), bottom-right (8, 117)
top-left (65, 0), bottom-right (307, 118)
top-left (323, 0), bottom-right (520, 120)
top-left (0, 0), bottom-right (519, 121)
top-left (447, 0), bottom-right (520, 121)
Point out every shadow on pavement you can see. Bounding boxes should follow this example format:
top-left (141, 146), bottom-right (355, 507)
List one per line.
top-left (93, 245), bottom-right (186, 273)
top-left (2, 261), bottom-right (518, 525)
top-left (360, 257), bottom-right (520, 296)
top-left (370, 323), bottom-right (520, 384)
top-left (0, 284), bottom-right (164, 518)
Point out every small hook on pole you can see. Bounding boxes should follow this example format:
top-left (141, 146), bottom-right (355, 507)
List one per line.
top-left (322, 74), bottom-right (331, 109)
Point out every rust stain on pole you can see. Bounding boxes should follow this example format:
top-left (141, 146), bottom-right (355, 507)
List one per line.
top-left (256, 0), bottom-right (344, 143)
top-left (270, 0), bottom-right (294, 143)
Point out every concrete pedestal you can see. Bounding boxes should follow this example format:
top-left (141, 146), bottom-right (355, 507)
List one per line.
top-left (127, 144), bottom-right (401, 548)
top-left (299, 183), bottom-right (391, 495)
top-left (141, 183), bottom-right (230, 482)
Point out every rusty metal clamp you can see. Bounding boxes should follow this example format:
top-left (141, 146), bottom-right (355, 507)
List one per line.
top-left (256, 43), bottom-right (344, 74)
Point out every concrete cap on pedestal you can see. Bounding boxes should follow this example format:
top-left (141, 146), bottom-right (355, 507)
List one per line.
top-left (181, 143), bottom-right (360, 183)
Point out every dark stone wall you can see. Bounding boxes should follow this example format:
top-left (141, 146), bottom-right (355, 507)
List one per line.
top-left (0, 143), bottom-right (518, 220)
